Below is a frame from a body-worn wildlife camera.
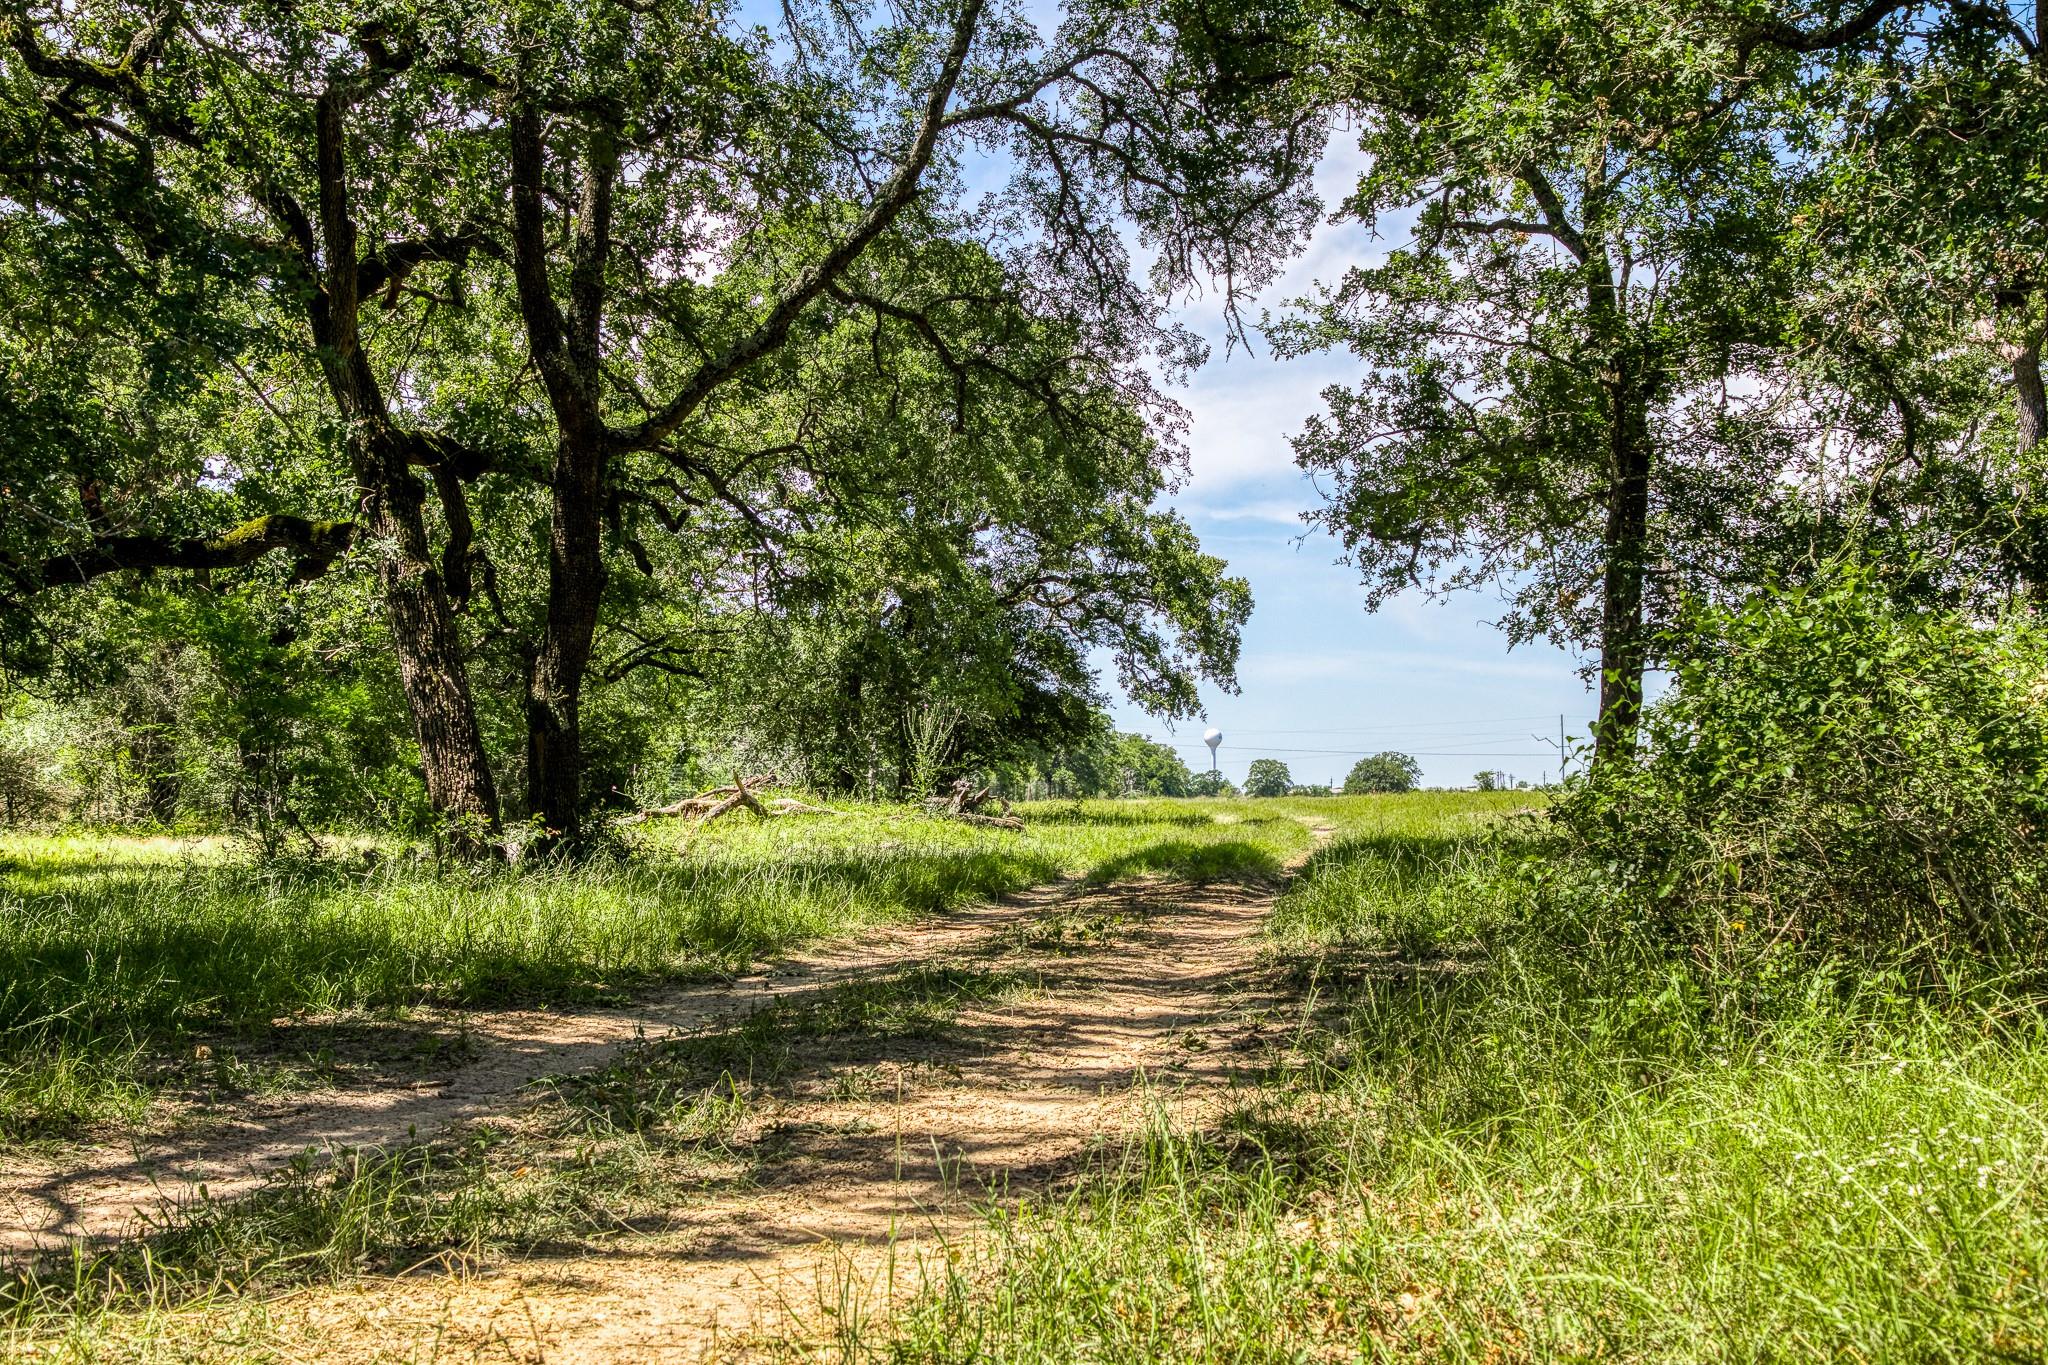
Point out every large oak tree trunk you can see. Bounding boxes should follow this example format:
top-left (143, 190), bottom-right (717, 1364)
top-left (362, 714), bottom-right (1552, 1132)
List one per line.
top-left (508, 112), bottom-right (618, 856)
top-left (1577, 196), bottom-right (1654, 770)
top-left (2007, 337), bottom-right (2048, 601)
top-left (359, 436), bottom-right (502, 851)
top-left (525, 438), bottom-right (606, 848)
top-left (1987, 289), bottom-right (2048, 594)
top-left (313, 91), bottom-right (500, 854)
top-left (2008, 338), bottom-right (2046, 456)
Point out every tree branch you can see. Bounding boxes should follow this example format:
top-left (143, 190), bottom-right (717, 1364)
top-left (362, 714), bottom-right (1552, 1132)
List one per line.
top-left (27, 515), bottom-right (355, 589)
top-left (1516, 166), bottom-right (1592, 263)
top-left (359, 229), bottom-right (487, 302)
top-left (1739, 0), bottom-right (1916, 54)
top-left (508, 105), bottom-right (584, 428)
top-left (614, 0), bottom-right (986, 452)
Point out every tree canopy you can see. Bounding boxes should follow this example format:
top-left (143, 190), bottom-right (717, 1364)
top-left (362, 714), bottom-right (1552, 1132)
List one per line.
top-left (1343, 752), bottom-right (1420, 794)
top-left (1243, 757), bottom-right (1292, 797)
top-left (0, 0), bottom-right (1319, 846)
top-left (4, 0), bottom-right (2045, 847)
top-left (1241, 0), bottom-right (2048, 765)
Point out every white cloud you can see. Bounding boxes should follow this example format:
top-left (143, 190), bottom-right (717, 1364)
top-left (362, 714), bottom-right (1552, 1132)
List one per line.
top-left (1179, 498), bottom-right (1311, 526)
top-left (1175, 350), bottom-right (1356, 491)
top-left (1238, 648), bottom-right (1569, 685)
top-left (1164, 149), bottom-right (1424, 497)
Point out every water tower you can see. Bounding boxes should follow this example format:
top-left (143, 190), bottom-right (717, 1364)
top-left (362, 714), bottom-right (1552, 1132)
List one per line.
top-left (1202, 726), bottom-right (1222, 776)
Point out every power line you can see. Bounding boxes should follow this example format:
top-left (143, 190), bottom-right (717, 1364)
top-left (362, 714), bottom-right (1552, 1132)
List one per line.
top-left (1187, 714), bottom-right (1569, 734)
top-left (1151, 743), bottom-right (1553, 758)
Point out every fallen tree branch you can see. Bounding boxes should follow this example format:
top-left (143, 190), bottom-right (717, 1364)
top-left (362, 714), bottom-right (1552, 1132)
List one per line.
top-left (763, 796), bottom-right (844, 817)
top-left (950, 810), bottom-right (1025, 830)
top-left (922, 777), bottom-right (1022, 829)
top-left (695, 770), bottom-right (774, 825)
top-left (613, 773), bottom-right (844, 826)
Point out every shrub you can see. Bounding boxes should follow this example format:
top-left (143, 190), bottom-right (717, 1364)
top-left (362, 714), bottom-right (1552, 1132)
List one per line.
top-left (1556, 567), bottom-right (2048, 972)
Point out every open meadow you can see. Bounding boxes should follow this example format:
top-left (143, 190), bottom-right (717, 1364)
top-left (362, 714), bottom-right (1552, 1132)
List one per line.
top-left (3, 789), bottom-right (2041, 1361)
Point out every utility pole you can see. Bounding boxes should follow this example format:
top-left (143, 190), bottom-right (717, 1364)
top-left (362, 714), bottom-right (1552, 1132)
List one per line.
top-left (1535, 714), bottom-right (1570, 784)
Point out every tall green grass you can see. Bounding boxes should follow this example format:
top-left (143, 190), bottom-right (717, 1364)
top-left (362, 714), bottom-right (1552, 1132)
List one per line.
top-left (1268, 789), bottom-right (1538, 952)
top-left (872, 792), bottom-right (2048, 1363)
top-left (0, 799), bottom-right (1308, 1139)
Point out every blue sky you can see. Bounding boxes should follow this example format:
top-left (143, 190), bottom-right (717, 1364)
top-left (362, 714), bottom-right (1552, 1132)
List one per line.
top-left (1095, 144), bottom-right (1603, 790)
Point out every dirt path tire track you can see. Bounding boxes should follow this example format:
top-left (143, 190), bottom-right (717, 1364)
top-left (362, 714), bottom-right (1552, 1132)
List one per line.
top-left (0, 877), bottom-right (1088, 1257)
top-left (7, 822), bottom-right (1333, 1363)
top-left (285, 830), bottom-right (1331, 1363)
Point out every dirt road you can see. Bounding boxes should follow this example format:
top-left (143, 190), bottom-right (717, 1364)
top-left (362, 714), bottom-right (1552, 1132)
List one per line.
top-left (4, 829), bottom-right (1327, 1361)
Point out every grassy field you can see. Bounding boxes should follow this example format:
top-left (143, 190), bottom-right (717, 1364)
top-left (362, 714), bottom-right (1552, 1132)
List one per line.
top-left (7, 790), bottom-right (2044, 1361)
top-left (0, 795), bottom-right (1325, 1357)
top-left (0, 799), bottom-right (1309, 1142)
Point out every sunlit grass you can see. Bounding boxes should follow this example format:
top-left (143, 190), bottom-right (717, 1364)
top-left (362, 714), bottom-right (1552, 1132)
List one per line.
top-left (1268, 789), bottom-right (1540, 952)
top-left (16, 792), bottom-right (2036, 1359)
top-left (0, 958), bottom-right (1052, 1353)
top-left (867, 790), bottom-right (2048, 1363)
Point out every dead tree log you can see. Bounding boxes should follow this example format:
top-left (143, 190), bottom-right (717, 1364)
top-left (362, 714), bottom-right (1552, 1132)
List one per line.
top-left (694, 770), bottom-right (775, 825)
top-left (614, 773), bottom-right (843, 826)
top-left (922, 777), bottom-right (1023, 829)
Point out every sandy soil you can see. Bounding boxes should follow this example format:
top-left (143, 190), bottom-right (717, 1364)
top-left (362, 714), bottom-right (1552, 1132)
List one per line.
top-left (3, 826), bottom-right (1328, 1361)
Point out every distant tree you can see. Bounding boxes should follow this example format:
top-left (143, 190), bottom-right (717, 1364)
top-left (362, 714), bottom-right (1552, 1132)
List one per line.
top-left (1244, 759), bottom-right (1293, 798)
top-left (1474, 770), bottom-right (1508, 791)
top-left (1344, 752), bottom-right (1421, 794)
top-left (979, 723), bottom-right (1199, 801)
top-left (1188, 771), bottom-right (1238, 798)
top-left (1110, 734), bottom-right (1196, 797)
top-left (1291, 783), bottom-right (1334, 796)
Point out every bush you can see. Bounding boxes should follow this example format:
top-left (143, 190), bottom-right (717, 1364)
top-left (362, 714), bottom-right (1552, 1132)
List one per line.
top-left (1556, 567), bottom-right (2048, 972)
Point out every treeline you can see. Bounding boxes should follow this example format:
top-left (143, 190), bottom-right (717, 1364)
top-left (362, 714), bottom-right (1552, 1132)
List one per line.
top-left (0, 650), bottom-right (1213, 827)
top-left (2, 0), bottom-right (2044, 866)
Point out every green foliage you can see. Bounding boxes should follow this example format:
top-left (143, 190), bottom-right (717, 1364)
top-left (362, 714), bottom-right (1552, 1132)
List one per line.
top-left (1263, 0), bottom-right (1806, 730)
top-left (1341, 751), bottom-right (1419, 794)
top-left (983, 727), bottom-right (1198, 800)
top-left (1104, 734), bottom-right (1197, 797)
top-left (1558, 567), bottom-right (2048, 970)
top-left (0, 581), bottom-right (425, 836)
top-left (1, 0), bottom-right (1295, 840)
top-left (1270, 789), bottom-right (1534, 952)
top-left (1242, 758), bottom-right (1292, 798)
